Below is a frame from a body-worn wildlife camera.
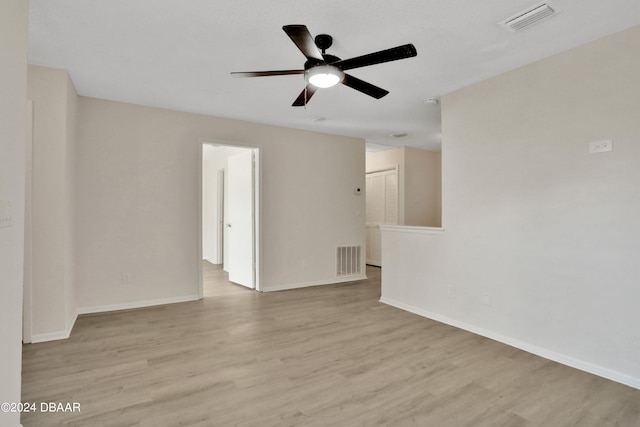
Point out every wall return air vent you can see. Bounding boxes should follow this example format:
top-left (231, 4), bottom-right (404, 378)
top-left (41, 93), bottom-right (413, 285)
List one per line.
top-left (336, 245), bottom-right (361, 278)
top-left (499, 2), bottom-right (559, 32)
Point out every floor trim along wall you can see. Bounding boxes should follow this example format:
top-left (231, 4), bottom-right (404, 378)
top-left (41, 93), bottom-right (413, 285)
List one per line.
top-left (30, 295), bottom-right (202, 343)
top-left (77, 295), bottom-right (202, 317)
top-left (379, 296), bottom-right (640, 391)
top-left (265, 275), bottom-right (368, 292)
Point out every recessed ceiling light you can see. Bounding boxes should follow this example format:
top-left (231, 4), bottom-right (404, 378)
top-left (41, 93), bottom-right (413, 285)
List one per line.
top-left (391, 133), bottom-right (408, 138)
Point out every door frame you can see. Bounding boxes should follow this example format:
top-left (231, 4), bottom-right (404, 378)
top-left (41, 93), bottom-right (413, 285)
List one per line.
top-left (23, 100), bottom-right (33, 343)
top-left (198, 140), bottom-right (261, 296)
top-left (216, 168), bottom-right (224, 265)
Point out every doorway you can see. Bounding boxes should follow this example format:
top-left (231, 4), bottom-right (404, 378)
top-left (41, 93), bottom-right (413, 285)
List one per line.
top-left (200, 142), bottom-right (260, 293)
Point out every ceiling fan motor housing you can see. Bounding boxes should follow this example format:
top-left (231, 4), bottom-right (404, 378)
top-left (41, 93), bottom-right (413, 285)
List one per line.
top-left (304, 40), bottom-right (344, 89)
top-left (304, 54), bottom-right (341, 70)
top-left (314, 34), bottom-right (333, 53)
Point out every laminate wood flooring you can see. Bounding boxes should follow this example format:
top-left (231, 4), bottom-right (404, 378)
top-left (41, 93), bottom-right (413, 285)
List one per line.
top-left (21, 262), bottom-right (640, 426)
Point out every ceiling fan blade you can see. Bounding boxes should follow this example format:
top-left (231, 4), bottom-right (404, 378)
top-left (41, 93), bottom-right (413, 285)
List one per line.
top-left (333, 44), bottom-right (417, 71)
top-left (231, 70), bottom-right (304, 78)
top-left (292, 85), bottom-right (318, 107)
top-left (341, 74), bottom-right (389, 99)
top-left (283, 25), bottom-right (324, 61)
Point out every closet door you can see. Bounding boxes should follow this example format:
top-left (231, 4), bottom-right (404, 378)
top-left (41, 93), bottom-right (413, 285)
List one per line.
top-left (366, 168), bottom-right (398, 266)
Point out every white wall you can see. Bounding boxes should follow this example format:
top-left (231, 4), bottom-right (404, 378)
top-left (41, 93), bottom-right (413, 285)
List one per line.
top-left (381, 25), bottom-right (640, 388)
top-left (27, 65), bottom-right (79, 341)
top-left (202, 145), bottom-right (224, 263)
top-left (202, 145), bottom-right (249, 265)
top-left (73, 95), bottom-right (365, 311)
top-left (0, 1), bottom-right (27, 426)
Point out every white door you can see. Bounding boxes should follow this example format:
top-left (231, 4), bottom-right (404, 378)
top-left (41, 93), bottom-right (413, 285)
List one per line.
top-left (366, 168), bottom-right (398, 266)
top-left (226, 150), bottom-right (255, 288)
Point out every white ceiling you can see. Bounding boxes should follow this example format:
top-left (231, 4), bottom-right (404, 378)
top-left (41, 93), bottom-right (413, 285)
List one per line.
top-left (28, 0), bottom-right (640, 152)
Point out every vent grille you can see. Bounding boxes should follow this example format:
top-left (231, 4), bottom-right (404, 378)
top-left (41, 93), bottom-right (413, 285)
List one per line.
top-left (336, 246), bottom-right (361, 277)
top-left (500, 2), bottom-right (559, 32)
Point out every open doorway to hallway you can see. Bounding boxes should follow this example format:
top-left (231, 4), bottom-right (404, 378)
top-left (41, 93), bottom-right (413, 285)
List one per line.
top-left (201, 143), bottom-right (260, 293)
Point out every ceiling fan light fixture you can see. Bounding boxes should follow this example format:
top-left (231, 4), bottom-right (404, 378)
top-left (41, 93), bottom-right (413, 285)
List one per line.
top-left (306, 65), bottom-right (344, 88)
top-left (231, 25), bottom-right (417, 106)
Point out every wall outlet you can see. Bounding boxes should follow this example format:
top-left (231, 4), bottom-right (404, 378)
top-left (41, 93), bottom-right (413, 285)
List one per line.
top-left (589, 139), bottom-right (613, 154)
top-left (121, 273), bottom-right (131, 284)
top-left (0, 200), bottom-right (13, 228)
top-left (448, 286), bottom-right (456, 298)
top-left (482, 292), bottom-right (492, 306)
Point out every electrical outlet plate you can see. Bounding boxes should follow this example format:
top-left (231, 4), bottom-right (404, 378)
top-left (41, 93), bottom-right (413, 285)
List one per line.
top-left (0, 200), bottom-right (13, 228)
top-left (482, 293), bottom-right (492, 306)
top-left (589, 139), bottom-right (613, 154)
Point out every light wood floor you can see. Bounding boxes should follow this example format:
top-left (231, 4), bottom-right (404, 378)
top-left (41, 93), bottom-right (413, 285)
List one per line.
top-left (22, 263), bottom-right (640, 426)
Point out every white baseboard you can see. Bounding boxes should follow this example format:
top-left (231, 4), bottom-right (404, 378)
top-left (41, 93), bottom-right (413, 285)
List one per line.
top-left (77, 294), bottom-right (201, 316)
top-left (31, 310), bottom-right (78, 344)
top-left (379, 296), bottom-right (640, 391)
top-left (264, 275), bottom-right (368, 292)
top-left (30, 295), bottom-right (200, 343)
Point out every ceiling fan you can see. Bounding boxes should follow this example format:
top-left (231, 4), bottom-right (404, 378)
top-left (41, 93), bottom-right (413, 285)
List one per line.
top-left (231, 25), bottom-right (417, 107)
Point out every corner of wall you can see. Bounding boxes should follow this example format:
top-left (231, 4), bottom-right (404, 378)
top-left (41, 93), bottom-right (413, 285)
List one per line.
top-left (0, 0), bottom-right (28, 423)
top-left (27, 65), bottom-right (80, 340)
top-left (65, 69), bottom-right (79, 333)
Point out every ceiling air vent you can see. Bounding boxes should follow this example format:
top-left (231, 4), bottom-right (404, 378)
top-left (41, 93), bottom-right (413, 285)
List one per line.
top-left (499, 2), bottom-right (559, 32)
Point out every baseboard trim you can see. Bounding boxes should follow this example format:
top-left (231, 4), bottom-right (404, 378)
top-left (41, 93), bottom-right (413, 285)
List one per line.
top-left (77, 295), bottom-right (201, 316)
top-left (31, 310), bottom-right (78, 344)
top-left (379, 296), bottom-right (640, 390)
top-left (264, 275), bottom-right (368, 292)
top-left (29, 295), bottom-right (203, 344)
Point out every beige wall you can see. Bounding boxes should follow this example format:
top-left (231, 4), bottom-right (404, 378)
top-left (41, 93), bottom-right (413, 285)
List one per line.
top-left (0, 1), bottom-right (27, 424)
top-left (27, 65), bottom-right (78, 341)
top-left (404, 147), bottom-right (441, 227)
top-left (366, 147), bottom-right (405, 224)
top-left (65, 72), bottom-right (78, 327)
top-left (381, 25), bottom-right (640, 387)
top-left (23, 65), bottom-right (365, 339)
top-left (366, 147), bottom-right (441, 226)
top-left (74, 95), bottom-right (365, 309)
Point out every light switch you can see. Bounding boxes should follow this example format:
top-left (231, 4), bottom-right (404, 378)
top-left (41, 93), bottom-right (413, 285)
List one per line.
top-left (589, 139), bottom-right (613, 154)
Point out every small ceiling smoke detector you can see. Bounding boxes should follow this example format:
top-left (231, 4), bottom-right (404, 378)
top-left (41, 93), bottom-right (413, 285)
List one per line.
top-left (391, 133), bottom-right (408, 138)
top-left (499, 2), bottom-right (560, 32)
